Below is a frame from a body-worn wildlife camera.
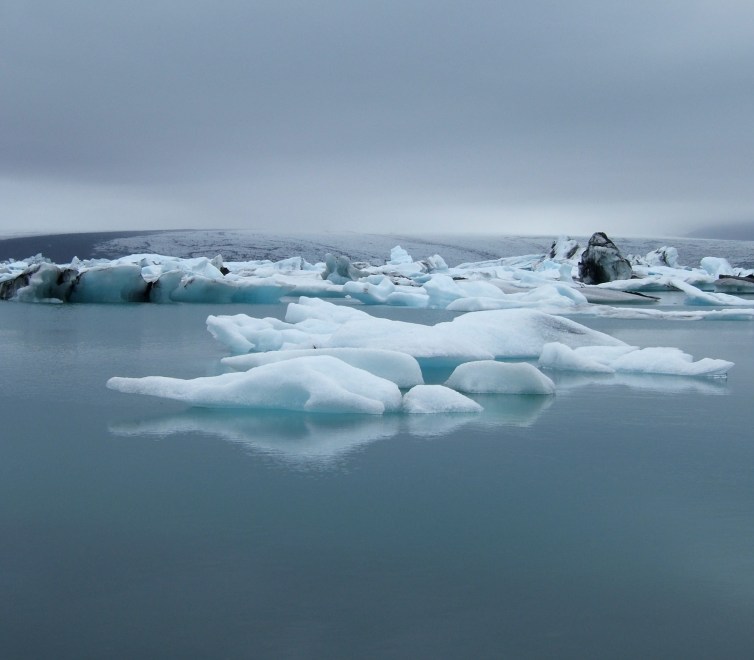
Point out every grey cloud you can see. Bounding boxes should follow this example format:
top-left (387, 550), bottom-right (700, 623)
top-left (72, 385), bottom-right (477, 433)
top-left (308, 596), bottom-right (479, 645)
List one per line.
top-left (1, 0), bottom-right (753, 235)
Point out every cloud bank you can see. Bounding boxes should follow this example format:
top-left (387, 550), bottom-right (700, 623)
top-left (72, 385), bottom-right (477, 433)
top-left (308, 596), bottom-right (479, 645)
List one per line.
top-left (2, 0), bottom-right (753, 237)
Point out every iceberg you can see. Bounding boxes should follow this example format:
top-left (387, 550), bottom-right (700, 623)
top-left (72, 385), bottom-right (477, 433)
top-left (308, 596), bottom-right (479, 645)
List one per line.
top-left (107, 355), bottom-right (403, 414)
top-left (402, 385), bottom-right (483, 414)
top-left (669, 279), bottom-right (752, 306)
top-left (446, 361), bottom-right (556, 395)
top-left (539, 343), bottom-right (733, 377)
top-left (207, 297), bottom-right (626, 362)
top-left (221, 347), bottom-right (424, 388)
top-left (578, 232), bottom-right (633, 284)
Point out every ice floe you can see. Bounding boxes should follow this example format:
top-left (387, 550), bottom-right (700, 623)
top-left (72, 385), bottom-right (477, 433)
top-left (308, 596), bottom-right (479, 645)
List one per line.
top-left (402, 385), bottom-right (483, 414)
top-left (107, 355), bottom-right (404, 414)
top-left (538, 343), bottom-right (733, 377)
top-left (221, 347), bottom-right (424, 389)
top-left (108, 292), bottom-right (733, 414)
top-left (207, 297), bottom-right (626, 362)
top-left (445, 361), bottom-right (556, 394)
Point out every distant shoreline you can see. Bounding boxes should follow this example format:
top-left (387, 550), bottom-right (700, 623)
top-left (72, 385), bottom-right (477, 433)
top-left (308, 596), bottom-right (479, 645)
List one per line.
top-left (2, 228), bottom-right (753, 268)
top-left (0, 230), bottom-right (168, 262)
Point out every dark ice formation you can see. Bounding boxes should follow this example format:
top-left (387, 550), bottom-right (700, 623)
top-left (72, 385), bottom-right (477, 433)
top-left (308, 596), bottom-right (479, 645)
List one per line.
top-left (630, 246), bottom-right (679, 268)
top-left (0, 262), bottom-right (80, 302)
top-left (714, 274), bottom-right (754, 293)
top-left (0, 258), bottom-right (289, 303)
top-left (548, 236), bottom-right (580, 261)
top-left (578, 232), bottom-right (633, 284)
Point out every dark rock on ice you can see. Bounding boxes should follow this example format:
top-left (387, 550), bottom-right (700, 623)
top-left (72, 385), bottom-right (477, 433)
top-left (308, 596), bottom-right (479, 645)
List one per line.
top-left (578, 232), bottom-right (633, 284)
top-left (714, 274), bottom-right (754, 293)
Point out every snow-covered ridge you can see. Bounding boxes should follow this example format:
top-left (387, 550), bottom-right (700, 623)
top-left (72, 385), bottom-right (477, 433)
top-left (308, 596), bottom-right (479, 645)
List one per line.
top-left (3, 234), bottom-right (754, 309)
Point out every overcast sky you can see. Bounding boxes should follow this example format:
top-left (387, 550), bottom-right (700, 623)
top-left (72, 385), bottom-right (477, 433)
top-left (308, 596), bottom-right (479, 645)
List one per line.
top-left (2, 0), bottom-right (753, 238)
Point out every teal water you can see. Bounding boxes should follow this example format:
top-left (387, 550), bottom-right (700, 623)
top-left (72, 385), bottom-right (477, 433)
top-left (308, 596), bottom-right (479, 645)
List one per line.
top-left (1, 303), bottom-right (754, 658)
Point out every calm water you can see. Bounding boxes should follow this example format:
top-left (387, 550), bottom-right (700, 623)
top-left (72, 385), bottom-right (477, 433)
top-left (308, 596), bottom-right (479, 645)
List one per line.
top-left (2, 302), bottom-right (754, 658)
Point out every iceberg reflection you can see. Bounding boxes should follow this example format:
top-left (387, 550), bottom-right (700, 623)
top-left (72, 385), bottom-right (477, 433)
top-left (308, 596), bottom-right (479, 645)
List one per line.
top-left (547, 371), bottom-right (729, 395)
top-left (111, 410), bottom-right (400, 468)
top-left (109, 395), bottom-right (556, 467)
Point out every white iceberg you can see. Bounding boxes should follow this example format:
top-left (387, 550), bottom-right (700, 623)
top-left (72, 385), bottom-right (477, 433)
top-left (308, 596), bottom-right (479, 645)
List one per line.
top-left (539, 343), bottom-right (733, 377)
top-left (446, 361), bottom-right (556, 394)
top-left (207, 297), bottom-right (626, 362)
top-left (221, 347), bottom-right (424, 388)
top-left (402, 385), bottom-right (483, 414)
top-left (107, 355), bottom-right (403, 414)
top-left (670, 278), bottom-right (752, 306)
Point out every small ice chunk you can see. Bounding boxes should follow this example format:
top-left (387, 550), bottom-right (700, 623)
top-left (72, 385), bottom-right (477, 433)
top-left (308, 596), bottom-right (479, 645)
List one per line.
top-left (700, 257), bottom-right (734, 278)
top-left (402, 385), bottom-right (483, 414)
top-left (446, 361), bottom-right (556, 394)
top-left (424, 254), bottom-right (449, 272)
top-left (342, 276), bottom-right (395, 304)
top-left (643, 246), bottom-right (679, 268)
top-left (670, 278), bottom-right (751, 306)
top-left (423, 274), bottom-right (465, 308)
top-left (389, 246), bottom-right (414, 265)
top-left (548, 236), bottom-right (581, 261)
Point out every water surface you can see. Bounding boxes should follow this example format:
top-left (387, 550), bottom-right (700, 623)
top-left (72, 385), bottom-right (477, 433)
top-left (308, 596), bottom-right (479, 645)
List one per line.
top-left (1, 302), bottom-right (753, 658)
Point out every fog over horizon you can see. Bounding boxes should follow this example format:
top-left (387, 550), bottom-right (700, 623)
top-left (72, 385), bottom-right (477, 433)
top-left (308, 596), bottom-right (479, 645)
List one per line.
top-left (2, 1), bottom-right (753, 239)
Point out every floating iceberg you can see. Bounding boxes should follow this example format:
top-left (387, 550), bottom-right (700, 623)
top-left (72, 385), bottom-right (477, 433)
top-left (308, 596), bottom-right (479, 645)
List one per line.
top-left (446, 361), bottom-right (556, 394)
top-left (107, 355), bottom-right (403, 414)
top-left (539, 343), bottom-right (733, 377)
top-left (402, 385), bottom-right (483, 414)
top-left (221, 347), bottom-right (424, 388)
top-left (207, 297), bottom-right (626, 362)
top-left (669, 279), bottom-right (752, 306)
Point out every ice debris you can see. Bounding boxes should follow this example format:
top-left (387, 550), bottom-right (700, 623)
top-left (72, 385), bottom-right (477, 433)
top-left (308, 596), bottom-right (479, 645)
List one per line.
top-left (3, 235), bottom-right (753, 313)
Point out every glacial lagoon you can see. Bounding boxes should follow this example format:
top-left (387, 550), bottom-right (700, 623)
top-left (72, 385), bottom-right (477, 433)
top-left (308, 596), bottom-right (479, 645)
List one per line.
top-left (2, 297), bottom-right (754, 658)
top-left (3, 231), bottom-right (754, 657)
